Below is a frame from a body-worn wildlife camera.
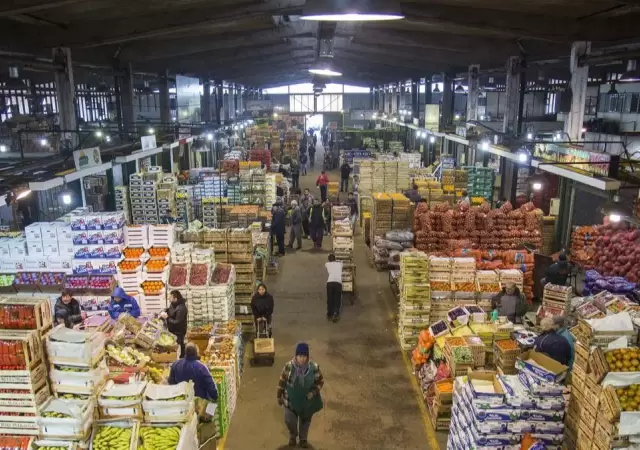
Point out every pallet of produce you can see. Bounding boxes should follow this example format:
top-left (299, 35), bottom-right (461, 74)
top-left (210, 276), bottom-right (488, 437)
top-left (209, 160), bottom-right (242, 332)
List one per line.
top-left (38, 397), bottom-right (94, 439)
top-left (188, 264), bottom-right (210, 288)
top-left (90, 418), bottom-right (139, 450)
top-left (167, 264), bottom-right (188, 291)
top-left (105, 343), bottom-right (149, 370)
top-left (142, 381), bottom-right (194, 423)
top-left (49, 361), bottom-right (107, 396)
top-left (97, 381), bottom-right (146, 420)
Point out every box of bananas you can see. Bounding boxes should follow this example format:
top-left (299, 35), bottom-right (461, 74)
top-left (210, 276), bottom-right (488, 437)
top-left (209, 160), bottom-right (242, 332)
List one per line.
top-left (137, 413), bottom-right (198, 450)
top-left (90, 419), bottom-right (139, 450)
top-left (142, 381), bottom-right (194, 423)
top-left (97, 381), bottom-right (146, 420)
top-left (38, 397), bottom-right (95, 439)
top-left (49, 361), bottom-right (108, 396)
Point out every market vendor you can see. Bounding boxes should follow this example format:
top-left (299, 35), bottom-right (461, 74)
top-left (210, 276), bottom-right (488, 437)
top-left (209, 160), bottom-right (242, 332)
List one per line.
top-left (491, 283), bottom-right (528, 324)
top-left (54, 290), bottom-right (85, 328)
top-left (533, 318), bottom-right (572, 366)
top-left (251, 282), bottom-right (274, 337)
top-left (553, 316), bottom-right (575, 368)
top-left (169, 343), bottom-right (218, 402)
top-left (543, 253), bottom-right (572, 286)
top-left (108, 287), bottom-right (141, 319)
top-left (161, 290), bottom-right (188, 358)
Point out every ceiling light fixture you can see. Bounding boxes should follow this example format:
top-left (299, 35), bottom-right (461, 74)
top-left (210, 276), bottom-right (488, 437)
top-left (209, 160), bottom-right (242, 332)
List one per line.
top-left (432, 85), bottom-right (441, 94)
top-left (308, 64), bottom-right (342, 77)
top-left (16, 188), bottom-right (31, 200)
top-left (598, 194), bottom-right (635, 224)
top-left (455, 84), bottom-right (465, 93)
top-left (608, 83), bottom-right (618, 95)
top-left (301, 0), bottom-right (404, 21)
top-left (532, 182), bottom-right (543, 191)
top-left (620, 60), bottom-right (640, 82)
top-left (429, 136), bottom-right (436, 144)
top-left (480, 140), bottom-right (490, 151)
top-left (0, 145), bottom-right (6, 153)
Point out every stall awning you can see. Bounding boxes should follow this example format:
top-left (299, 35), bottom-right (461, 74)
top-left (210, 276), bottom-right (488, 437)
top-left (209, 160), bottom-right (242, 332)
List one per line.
top-left (531, 159), bottom-right (621, 191)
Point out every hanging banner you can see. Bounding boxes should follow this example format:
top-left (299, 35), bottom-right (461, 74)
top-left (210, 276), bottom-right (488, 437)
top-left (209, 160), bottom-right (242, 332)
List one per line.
top-left (73, 147), bottom-right (102, 171)
top-left (141, 135), bottom-right (157, 150)
top-left (533, 143), bottom-right (618, 178)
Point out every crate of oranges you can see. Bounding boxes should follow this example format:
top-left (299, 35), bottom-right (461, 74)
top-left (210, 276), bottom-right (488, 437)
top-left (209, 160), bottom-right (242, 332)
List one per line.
top-left (145, 259), bottom-right (168, 273)
top-left (118, 260), bottom-right (142, 273)
top-left (123, 247), bottom-right (146, 260)
top-left (148, 247), bottom-right (170, 259)
top-left (141, 280), bottom-right (165, 295)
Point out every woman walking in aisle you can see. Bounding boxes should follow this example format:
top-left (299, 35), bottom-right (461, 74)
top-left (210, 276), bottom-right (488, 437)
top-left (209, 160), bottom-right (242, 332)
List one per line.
top-left (309, 199), bottom-right (325, 249)
top-left (277, 343), bottom-right (324, 448)
top-left (316, 171), bottom-right (329, 203)
top-left (161, 290), bottom-right (188, 357)
top-left (250, 282), bottom-right (274, 337)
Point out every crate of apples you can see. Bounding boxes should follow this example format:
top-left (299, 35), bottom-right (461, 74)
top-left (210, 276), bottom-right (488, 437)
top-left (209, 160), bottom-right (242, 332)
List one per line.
top-left (141, 280), bottom-right (164, 295)
top-left (89, 275), bottom-right (113, 291)
top-left (14, 272), bottom-right (39, 286)
top-left (64, 275), bottom-right (89, 290)
top-left (119, 260), bottom-right (141, 273)
top-left (145, 259), bottom-right (168, 273)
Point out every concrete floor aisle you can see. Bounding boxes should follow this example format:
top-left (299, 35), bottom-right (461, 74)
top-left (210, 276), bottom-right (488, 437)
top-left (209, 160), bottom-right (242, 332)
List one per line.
top-left (222, 143), bottom-right (441, 450)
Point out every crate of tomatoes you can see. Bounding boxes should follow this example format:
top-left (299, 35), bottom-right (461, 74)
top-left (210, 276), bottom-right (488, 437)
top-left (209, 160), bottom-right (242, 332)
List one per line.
top-left (0, 297), bottom-right (52, 333)
top-left (0, 330), bottom-right (44, 372)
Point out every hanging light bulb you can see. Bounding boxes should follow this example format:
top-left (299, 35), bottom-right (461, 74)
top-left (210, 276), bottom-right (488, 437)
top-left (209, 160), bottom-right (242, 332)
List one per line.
top-left (95, 130), bottom-right (103, 138)
top-left (148, 128), bottom-right (155, 134)
top-left (429, 136), bottom-right (436, 144)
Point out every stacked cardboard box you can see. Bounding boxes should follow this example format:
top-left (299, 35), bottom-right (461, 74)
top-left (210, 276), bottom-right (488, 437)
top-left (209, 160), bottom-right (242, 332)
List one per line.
top-left (398, 251), bottom-right (430, 349)
top-left (130, 169), bottom-right (162, 225)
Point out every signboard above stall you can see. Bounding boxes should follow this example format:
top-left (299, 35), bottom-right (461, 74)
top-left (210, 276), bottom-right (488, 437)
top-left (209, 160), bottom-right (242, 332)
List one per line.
top-left (533, 143), bottom-right (619, 178)
top-left (73, 147), bottom-right (101, 171)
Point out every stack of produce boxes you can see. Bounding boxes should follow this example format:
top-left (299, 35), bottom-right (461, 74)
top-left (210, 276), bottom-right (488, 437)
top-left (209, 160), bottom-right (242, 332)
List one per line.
top-left (476, 270), bottom-right (500, 313)
top-left (156, 174), bottom-right (177, 220)
top-left (202, 197), bottom-right (218, 228)
top-left (494, 339), bottom-right (523, 375)
top-left (466, 167), bottom-right (495, 203)
top-left (265, 174), bottom-right (278, 207)
top-left (358, 160), bottom-right (373, 193)
top-left (129, 170), bottom-right (161, 225)
top-left (175, 187), bottom-right (193, 228)
top-left (540, 283), bottom-right (572, 319)
top-left (389, 193), bottom-right (410, 230)
top-left (398, 251), bottom-right (430, 350)
top-left (451, 257), bottom-right (476, 309)
top-left (203, 228), bottom-right (228, 264)
top-left (331, 206), bottom-right (354, 292)
top-left (565, 315), bottom-right (640, 450)
top-left (449, 352), bottom-right (567, 450)
top-left (114, 185), bottom-right (130, 224)
top-left (396, 161), bottom-right (410, 191)
top-left (0, 298), bottom-right (53, 437)
top-left (429, 256), bottom-right (453, 323)
top-left (227, 229), bottom-right (254, 332)
top-left (428, 379), bottom-right (453, 432)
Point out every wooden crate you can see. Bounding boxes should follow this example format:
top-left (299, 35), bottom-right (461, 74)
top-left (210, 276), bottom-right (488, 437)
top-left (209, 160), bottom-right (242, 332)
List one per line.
top-left (0, 297), bottom-right (53, 332)
top-left (0, 330), bottom-right (43, 371)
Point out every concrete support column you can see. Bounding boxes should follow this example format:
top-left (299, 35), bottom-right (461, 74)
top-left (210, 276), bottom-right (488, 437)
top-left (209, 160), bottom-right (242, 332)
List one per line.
top-left (158, 70), bottom-right (170, 125)
top-left (214, 80), bottom-right (223, 124)
top-left (425, 75), bottom-right (433, 105)
top-left (233, 84), bottom-right (239, 118)
top-left (441, 72), bottom-right (453, 128)
top-left (411, 78), bottom-right (419, 120)
top-left (380, 87), bottom-right (385, 113)
top-left (201, 79), bottom-right (211, 122)
top-left (52, 47), bottom-right (78, 146)
top-left (396, 82), bottom-right (401, 113)
top-left (118, 62), bottom-right (135, 135)
top-left (223, 85), bottom-right (230, 122)
top-left (370, 87), bottom-right (375, 110)
top-left (503, 56), bottom-right (522, 135)
top-left (466, 65), bottom-right (480, 123)
top-left (564, 41), bottom-right (591, 141)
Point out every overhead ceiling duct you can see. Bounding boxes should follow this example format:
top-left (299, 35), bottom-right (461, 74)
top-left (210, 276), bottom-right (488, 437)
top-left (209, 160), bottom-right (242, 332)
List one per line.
top-left (301, 0), bottom-right (404, 21)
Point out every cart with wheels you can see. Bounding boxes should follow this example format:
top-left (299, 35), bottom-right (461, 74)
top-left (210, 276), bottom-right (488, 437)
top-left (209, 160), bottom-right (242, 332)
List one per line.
top-left (250, 318), bottom-right (275, 366)
top-left (342, 263), bottom-right (356, 305)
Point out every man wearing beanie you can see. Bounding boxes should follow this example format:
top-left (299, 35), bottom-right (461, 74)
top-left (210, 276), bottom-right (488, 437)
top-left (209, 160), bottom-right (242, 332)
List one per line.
top-left (277, 342), bottom-right (324, 448)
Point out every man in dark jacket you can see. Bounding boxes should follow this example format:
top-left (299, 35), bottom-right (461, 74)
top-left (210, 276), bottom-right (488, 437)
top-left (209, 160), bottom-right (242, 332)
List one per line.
top-left (309, 199), bottom-right (325, 249)
top-left (287, 200), bottom-right (303, 250)
top-left (169, 343), bottom-right (218, 401)
top-left (251, 282), bottom-right (274, 337)
top-left (108, 287), bottom-right (141, 319)
top-left (271, 201), bottom-right (286, 256)
top-left (534, 318), bottom-right (572, 366)
top-left (544, 253), bottom-right (571, 286)
top-left (403, 183), bottom-right (422, 203)
top-left (162, 290), bottom-right (188, 357)
top-left (290, 160), bottom-right (300, 189)
top-left (340, 162), bottom-right (352, 192)
top-left (54, 290), bottom-right (85, 328)
top-left (308, 144), bottom-right (316, 169)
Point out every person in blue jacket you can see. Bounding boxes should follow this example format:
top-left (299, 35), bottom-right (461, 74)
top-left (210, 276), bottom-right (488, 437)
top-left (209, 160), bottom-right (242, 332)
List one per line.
top-left (108, 287), bottom-right (141, 319)
top-left (169, 343), bottom-right (218, 402)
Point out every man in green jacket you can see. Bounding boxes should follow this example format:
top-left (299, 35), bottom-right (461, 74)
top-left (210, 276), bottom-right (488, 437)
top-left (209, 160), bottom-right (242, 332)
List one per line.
top-left (277, 343), bottom-right (324, 448)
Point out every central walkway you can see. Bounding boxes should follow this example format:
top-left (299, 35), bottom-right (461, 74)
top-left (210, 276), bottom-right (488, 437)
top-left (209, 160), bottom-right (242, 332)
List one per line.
top-left (223, 142), bottom-right (438, 450)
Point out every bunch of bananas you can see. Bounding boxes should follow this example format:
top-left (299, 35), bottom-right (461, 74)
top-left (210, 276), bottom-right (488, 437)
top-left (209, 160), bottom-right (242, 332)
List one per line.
top-left (147, 366), bottom-right (165, 383)
top-left (104, 395), bottom-right (138, 400)
top-left (42, 411), bottom-right (71, 418)
top-left (138, 426), bottom-right (181, 450)
top-left (58, 393), bottom-right (90, 400)
top-left (93, 426), bottom-right (132, 450)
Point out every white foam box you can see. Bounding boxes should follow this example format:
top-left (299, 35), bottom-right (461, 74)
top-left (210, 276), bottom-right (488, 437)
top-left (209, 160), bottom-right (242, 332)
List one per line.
top-left (85, 214), bottom-right (103, 230)
top-left (40, 222), bottom-right (59, 242)
top-left (88, 245), bottom-right (105, 259)
top-left (0, 239), bottom-right (10, 258)
top-left (27, 241), bottom-right (44, 257)
top-left (102, 212), bottom-right (125, 230)
top-left (1, 259), bottom-right (24, 272)
top-left (43, 242), bottom-right (59, 257)
top-left (103, 229), bottom-right (124, 244)
top-left (9, 238), bottom-right (27, 258)
top-left (92, 259), bottom-right (117, 275)
top-left (58, 243), bottom-right (75, 258)
top-left (54, 222), bottom-right (73, 242)
top-left (25, 256), bottom-right (48, 271)
top-left (72, 231), bottom-right (89, 245)
top-left (48, 257), bottom-right (72, 273)
top-left (25, 223), bottom-right (43, 241)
